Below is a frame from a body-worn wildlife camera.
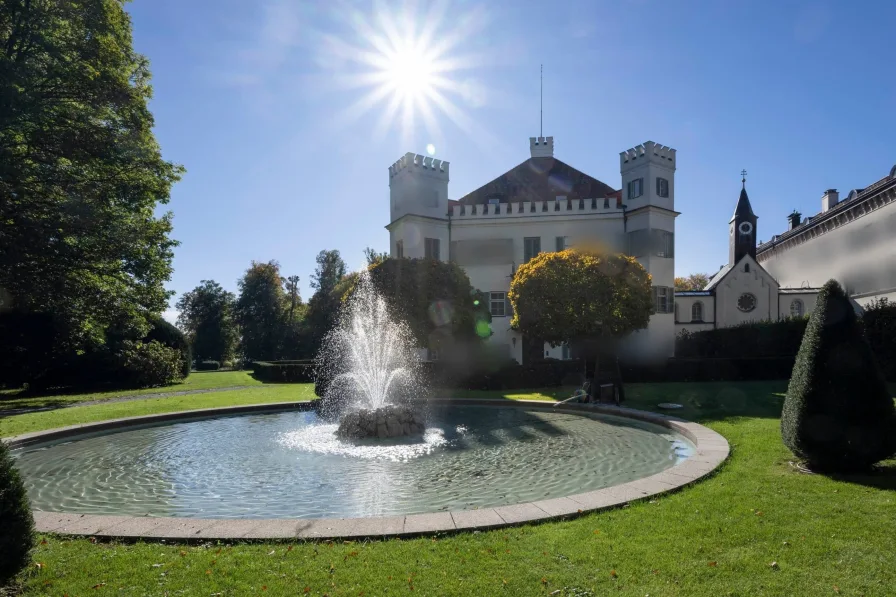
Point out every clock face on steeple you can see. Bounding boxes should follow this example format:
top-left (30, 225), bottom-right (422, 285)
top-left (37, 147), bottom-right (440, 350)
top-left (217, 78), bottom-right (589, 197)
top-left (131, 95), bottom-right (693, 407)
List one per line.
top-left (738, 221), bottom-right (753, 235)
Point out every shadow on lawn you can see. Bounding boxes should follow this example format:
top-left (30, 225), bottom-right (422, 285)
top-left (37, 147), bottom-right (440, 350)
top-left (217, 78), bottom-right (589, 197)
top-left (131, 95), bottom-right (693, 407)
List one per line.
top-left (827, 462), bottom-right (896, 491)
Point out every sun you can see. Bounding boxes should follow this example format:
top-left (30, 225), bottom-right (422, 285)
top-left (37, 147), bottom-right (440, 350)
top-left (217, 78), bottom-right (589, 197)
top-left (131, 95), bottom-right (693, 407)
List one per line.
top-left (323, 2), bottom-right (489, 146)
top-left (383, 46), bottom-right (437, 102)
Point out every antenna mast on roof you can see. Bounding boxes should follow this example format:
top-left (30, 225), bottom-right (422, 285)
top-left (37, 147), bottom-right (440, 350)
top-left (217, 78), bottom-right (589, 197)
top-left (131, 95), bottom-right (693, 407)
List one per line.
top-left (540, 64), bottom-right (543, 137)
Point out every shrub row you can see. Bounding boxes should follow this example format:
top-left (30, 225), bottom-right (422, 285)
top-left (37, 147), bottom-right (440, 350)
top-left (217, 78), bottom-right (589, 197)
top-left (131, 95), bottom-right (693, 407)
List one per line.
top-left (195, 360), bottom-right (221, 371)
top-left (676, 318), bottom-right (808, 359)
top-left (252, 361), bottom-right (315, 383)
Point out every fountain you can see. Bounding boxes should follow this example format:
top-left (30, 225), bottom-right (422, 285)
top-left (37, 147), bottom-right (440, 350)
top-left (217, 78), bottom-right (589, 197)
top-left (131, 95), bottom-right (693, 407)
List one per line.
top-left (315, 272), bottom-right (427, 439)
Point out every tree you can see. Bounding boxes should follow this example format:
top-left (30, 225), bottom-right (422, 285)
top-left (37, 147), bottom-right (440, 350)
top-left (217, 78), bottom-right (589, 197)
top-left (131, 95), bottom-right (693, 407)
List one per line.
top-left (0, 0), bottom-right (184, 353)
top-left (781, 279), bottom-right (896, 472)
top-left (364, 258), bottom-right (490, 349)
top-left (284, 275), bottom-right (303, 322)
top-left (235, 261), bottom-right (287, 361)
top-left (363, 247), bottom-right (389, 266)
top-left (176, 281), bottom-right (238, 363)
top-left (674, 273), bottom-right (711, 292)
top-left (509, 249), bottom-right (653, 398)
top-left (310, 250), bottom-right (347, 295)
top-left (0, 438), bottom-right (35, 585)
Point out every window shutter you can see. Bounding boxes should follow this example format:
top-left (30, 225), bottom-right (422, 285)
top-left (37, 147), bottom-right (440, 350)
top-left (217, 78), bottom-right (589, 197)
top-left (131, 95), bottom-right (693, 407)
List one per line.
top-left (656, 177), bottom-right (661, 195)
top-left (505, 296), bottom-right (513, 318)
top-left (668, 290), bottom-right (674, 314)
top-left (651, 287), bottom-right (658, 314)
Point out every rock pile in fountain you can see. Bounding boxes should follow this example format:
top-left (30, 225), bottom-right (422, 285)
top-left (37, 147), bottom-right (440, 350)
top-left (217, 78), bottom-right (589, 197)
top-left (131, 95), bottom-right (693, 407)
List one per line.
top-left (336, 405), bottom-right (426, 439)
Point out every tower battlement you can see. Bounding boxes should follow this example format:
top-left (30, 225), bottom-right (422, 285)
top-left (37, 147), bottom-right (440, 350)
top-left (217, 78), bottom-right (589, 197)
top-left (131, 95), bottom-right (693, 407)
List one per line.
top-left (388, 151), bottom-right (449, 180)
top-left (620, 141), bottom-right (676, 170)
top-left (529, 136), bottom-right (554, 158)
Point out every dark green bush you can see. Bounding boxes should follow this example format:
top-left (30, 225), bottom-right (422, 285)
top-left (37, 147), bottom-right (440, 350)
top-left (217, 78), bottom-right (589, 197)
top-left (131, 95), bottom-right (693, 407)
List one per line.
top-left (0, 439), bottom-right (35, 585)
top-left (676, 317), bottom-right (808, 358)
top-left (145, 314), bottom-right (191, 379)
top-left (781, 280), bottom-right (896, 472)
top-left (196, 360), bottom-right (221, 371)
top-left (118, 340), bottom-right (184, 388)
top-left (252, 361), bottom-right (314, 383)
top-left (861, 297), bottom-right (896, 380)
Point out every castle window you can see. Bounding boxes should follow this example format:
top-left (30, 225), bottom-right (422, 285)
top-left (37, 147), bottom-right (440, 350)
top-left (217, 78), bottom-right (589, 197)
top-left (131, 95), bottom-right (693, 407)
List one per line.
top-left (556, 236), bottom-right (569, 251)
top-left (656, 177), bottom-right (669, 198)
top-left (395, 240), bottom-right (404, 259)
top-left (487, 198), bottom-right (499, 205)
top-left (653, 287), bottom-right (674, 314)
top-left (691, 301), bottom-right (704, 322)
top-left (790, 299), bottom-right (804, 318)
top-left (652, 229), bottom-right (675, 258)
top-left (524, 237), bottom-right (541, 262)
top-left (627, 178), bottom-right (643, 200)
top-left (745, 263), bottom-right (750, 273)
top-left (424, 238), bottom-right (440, 260)
top-left (428, 190), bottom-right (439, 207)
top-left (489, 292), bottom-right (507, 317)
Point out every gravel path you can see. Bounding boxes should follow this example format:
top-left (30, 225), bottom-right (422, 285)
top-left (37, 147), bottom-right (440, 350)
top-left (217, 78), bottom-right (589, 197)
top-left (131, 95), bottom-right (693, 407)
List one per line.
top-left (1, 386), bottom-right (257, 418)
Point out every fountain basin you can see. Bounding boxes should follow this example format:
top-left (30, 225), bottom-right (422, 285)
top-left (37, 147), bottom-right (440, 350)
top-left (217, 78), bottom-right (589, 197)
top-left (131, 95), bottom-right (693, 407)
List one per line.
top-left (7, 399), bottom-right (729, 540)
top-left (336, 404), bottom-right (426, 439)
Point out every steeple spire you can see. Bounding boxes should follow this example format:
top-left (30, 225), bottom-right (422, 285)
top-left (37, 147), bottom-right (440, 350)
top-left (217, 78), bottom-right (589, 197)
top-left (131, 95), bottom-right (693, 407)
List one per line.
top-left (729, 171), bottom-right (758, 265)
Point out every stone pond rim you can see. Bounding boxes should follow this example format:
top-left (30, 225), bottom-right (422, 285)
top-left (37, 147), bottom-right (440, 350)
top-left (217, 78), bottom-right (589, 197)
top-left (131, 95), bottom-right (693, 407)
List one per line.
top-left (5, 398), bottom-right (730, 541)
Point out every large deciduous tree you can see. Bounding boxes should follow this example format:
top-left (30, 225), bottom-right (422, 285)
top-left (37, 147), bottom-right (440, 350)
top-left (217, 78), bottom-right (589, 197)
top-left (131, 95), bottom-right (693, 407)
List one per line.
top-left (176, 280), bottom-right (238, 363)
top-left (235, 261), bottom-right (287, 361)
top-left (0, 0), bottom-right (184, 351)
top-left (365, 258), bottom-right (490, 350)
top-left (509, 249), bottom-right (653, 396)
top-left (310, 250), bottom-right (347, 296)
top-left (674, 273), bottom-right (711, 292)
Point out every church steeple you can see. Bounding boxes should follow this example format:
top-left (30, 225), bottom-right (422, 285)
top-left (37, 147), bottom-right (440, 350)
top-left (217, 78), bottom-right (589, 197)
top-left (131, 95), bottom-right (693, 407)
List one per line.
top-left (729, 171), bottom-right (758, 265)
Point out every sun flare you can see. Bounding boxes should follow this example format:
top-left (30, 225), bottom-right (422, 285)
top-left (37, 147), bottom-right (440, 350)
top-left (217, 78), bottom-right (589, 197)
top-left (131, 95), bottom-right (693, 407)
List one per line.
top-left (323, 2), bottom-right (489, 145)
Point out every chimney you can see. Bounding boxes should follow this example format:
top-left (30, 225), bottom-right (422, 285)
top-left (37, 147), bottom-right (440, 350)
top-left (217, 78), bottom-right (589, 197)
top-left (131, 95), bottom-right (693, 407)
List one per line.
top-left (787, 211), bottom-right (802, 231)
top-left (821, 189), bottom-right (839, 212)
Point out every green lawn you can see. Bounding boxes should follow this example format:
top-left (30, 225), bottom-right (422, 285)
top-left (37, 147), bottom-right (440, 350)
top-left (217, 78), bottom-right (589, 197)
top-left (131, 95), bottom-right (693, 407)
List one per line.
top-left (0, 370), bottom-right (263, 415)
top-left (6, 381), bottom-right (896, 596)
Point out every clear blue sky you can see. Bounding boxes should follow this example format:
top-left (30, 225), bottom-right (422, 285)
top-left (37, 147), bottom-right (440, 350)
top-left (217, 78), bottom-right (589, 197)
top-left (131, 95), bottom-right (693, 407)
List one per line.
top-left (128, 0), bottom-right (896, 320)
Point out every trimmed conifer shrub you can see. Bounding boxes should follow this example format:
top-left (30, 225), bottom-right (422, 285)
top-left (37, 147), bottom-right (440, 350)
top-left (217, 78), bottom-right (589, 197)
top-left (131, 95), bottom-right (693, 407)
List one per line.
top-left (0, 439), bottom-right (35, 585)
top-left (781, 279), bottom-right (896, 472)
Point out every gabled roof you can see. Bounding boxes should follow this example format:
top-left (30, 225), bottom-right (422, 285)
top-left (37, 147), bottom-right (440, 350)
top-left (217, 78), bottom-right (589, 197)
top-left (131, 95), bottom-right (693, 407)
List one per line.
top-left (456, 157), bottom-right (618, 205)
top-left (704, 264), bottom-right (733, 291)
top-left (675, 290), bottom-right (713, 296)
top-left (730, 185), bottom-right (755, 223)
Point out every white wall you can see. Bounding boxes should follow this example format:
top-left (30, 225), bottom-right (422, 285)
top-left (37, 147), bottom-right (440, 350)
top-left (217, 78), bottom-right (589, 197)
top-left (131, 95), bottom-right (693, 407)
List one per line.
top-left (714, 257), bottom-right (779, 326)
top-left (777, 293), bottom-right (818, 319)
top-left (760, 192), bottom-right (896, 298)
top-left (674, 295), bottom-right (716, 324)
top-left (388, 217), bottom-right (449, 260)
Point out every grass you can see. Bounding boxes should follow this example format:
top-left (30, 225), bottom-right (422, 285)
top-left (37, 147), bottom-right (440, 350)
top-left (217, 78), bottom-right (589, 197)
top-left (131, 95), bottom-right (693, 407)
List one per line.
top-left (6, 381), bottom-right (896, 596)
top-left (0, 370), bottom-right (262, 415)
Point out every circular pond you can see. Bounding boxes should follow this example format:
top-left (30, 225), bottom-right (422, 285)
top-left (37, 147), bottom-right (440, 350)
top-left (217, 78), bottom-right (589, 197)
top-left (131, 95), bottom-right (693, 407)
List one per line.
top-left (14, 405), bottom-right (694, 519)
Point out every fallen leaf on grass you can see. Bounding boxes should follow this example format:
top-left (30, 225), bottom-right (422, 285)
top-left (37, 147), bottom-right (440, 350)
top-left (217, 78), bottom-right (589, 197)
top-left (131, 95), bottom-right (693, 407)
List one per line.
top-left (180, 550), bottom-right (187, 556)
top-left (40, 539), bottom-right (48, 545)
top-left (35, 562), bottom-right (45, 570)
top-left (593, 530), bottom-right (600, 535)
top-left (769, 561), bottom-right (779, 569)
top-left (92, 583), bottom-right (106, 589)
top-left (262, 586), bottom-right (267, 591)
top-left (304, 588), bottom-right (310, 594)
top-left (708, 562), bottom-right (717, 567)
top-left (268, 550), bottom-right (276, 556)
top-left (610, 570), bottom-right (618, 578)
top-left (541, 577), bottom-right (548, 585)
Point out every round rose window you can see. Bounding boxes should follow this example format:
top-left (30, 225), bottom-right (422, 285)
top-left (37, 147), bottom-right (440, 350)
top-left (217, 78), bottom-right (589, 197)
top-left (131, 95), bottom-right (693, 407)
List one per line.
top-left (737, 293), bottom-right (757, 312)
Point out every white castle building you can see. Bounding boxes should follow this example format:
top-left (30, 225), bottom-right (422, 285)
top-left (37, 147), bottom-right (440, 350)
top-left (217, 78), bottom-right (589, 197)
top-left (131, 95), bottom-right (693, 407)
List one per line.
top-left (386, 136), bottom-right (677, 365)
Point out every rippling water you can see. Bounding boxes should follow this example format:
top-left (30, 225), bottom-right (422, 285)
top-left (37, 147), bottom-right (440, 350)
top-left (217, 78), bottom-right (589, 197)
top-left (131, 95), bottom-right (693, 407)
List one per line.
top-left (14, 406), bottom-right (693, 519)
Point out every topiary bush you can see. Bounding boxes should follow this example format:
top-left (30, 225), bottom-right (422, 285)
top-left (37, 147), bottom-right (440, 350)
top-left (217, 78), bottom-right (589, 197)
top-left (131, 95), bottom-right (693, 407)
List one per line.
top-left (196, 360), bottom-right (221, 371)
top-left (145, 314), bottom-right (191, 379)
top-left (0, 439), bottom-right (35, 585)
top-left (781, 279), bottom-right (896, 472)
top-left (118, 340), bottom-right (184, 388)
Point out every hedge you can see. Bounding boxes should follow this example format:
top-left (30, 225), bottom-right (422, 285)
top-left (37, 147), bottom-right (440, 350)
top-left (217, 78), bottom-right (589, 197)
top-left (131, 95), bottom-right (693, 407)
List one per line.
top-left (676, 318), bottom-right (808, 358)
top-left (252, 361), bottom-right (315, 383)
top-left (195, 360), bottom-right (220, 371)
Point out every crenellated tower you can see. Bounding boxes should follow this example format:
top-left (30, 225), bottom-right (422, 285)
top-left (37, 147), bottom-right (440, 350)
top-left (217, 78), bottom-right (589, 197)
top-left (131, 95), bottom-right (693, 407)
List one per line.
top-left (619, 141), bottom-right (678, 362)
top-left (387, 152), bottom-right (450, 260)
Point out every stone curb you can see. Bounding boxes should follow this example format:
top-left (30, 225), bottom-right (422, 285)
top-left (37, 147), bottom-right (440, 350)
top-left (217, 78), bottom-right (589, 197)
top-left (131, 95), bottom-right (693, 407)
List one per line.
top-left (10, 399), bottom-right (729, 541)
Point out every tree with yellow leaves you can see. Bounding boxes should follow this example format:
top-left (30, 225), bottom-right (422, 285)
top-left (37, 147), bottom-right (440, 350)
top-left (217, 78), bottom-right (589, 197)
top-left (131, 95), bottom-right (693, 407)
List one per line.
top-left (509, 249), bottom-right (653, 400)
